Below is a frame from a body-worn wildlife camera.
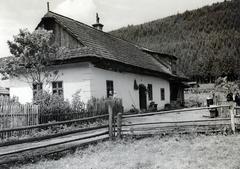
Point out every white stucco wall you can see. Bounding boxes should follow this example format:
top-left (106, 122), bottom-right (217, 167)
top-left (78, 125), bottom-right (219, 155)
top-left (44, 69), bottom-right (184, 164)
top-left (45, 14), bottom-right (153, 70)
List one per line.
top-left (90, 66), bottom-right (170, 111)
top-left (10, 62), bottom-right (92, 104)
top-left (53, 63), bottom-right (92, 103)
top-left (9, 62), bottom-right (170, 111)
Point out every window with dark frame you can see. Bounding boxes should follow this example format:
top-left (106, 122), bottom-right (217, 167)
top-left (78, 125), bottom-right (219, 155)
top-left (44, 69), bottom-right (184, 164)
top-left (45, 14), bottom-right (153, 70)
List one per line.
top-left (52, 81), bottom-right (63, 96)
top-left (161, 88), bottom-right (165, 101)
top-left (148, 84), bottom-right (153, 100)
top-left (106, 80), bottom-right (114, 98)
top-left (33, 83), bottom-right (43, 99)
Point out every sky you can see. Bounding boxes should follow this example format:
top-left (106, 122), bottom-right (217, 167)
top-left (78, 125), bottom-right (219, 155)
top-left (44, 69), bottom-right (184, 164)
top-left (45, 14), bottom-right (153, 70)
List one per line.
top-left (0, 0), bottom-right (225, 57)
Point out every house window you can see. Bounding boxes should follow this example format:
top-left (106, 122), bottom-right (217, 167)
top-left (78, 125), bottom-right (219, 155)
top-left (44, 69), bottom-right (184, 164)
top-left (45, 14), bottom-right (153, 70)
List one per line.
top-left (161, 88), bottom-right (165, 101)
top-left (33, 83), bottom-right (43, 98)
top-left (52, 81), bottom-right (63, 96)
top-left (148, 84), bottom-right (153, 100)
top-left (106, 80), bottom-right (114, 98)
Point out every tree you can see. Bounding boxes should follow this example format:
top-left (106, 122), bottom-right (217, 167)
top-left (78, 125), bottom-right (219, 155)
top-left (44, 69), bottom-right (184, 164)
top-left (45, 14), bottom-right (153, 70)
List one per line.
top-left (110, 0), bottom-right (240, 81)
top-left (0, 28), bottom-right (59, 88)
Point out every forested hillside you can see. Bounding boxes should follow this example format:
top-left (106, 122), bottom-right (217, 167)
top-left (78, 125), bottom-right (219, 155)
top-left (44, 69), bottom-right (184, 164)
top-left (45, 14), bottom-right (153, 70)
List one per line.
top-left (110, 0), bottom-right (240, 82)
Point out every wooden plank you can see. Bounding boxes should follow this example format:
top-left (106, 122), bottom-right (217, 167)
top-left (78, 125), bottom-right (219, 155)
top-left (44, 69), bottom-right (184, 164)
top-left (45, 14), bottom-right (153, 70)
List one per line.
top-left (0, 114), bottom-right (109, 133)
top-left (122, 123), bottom-right (231, 131)
top-left (0, 135), bottom-right (109, 165)
top-left (117, 113), bottom-right (122, 139)
top-left (108, 104), bottom-right (113, 140)
top-left (122, 118), bottom-right (231, 127)
top-left (0, 130), bottom-right (109, 157)
top-left (122, 105), bottom-right (230, 118)
top-left (36, 105), bottom-right (39, 125)
top-left (122, 129), bottom-right (223, 137)
top-left (230, 106), bottom-right (235, 134)
top-left (0, 125), bottom-right (108, 147)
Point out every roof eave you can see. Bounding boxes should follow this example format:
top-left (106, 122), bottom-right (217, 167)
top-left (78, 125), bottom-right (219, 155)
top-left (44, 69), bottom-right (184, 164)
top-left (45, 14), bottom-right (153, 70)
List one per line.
top-left (140, 47), bottom-right (178, 60)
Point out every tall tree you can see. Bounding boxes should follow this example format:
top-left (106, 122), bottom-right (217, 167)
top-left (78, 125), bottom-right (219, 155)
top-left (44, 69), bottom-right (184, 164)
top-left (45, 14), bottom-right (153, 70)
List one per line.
top-left (0, 28), bottom-right (59, 88)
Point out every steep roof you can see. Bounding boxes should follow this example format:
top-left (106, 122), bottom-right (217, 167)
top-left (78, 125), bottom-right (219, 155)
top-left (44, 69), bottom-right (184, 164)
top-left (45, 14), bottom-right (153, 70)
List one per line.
top-left (39, 11), bottom-right (173, 76)
top-left (139, 47), bottom-right (177, 60)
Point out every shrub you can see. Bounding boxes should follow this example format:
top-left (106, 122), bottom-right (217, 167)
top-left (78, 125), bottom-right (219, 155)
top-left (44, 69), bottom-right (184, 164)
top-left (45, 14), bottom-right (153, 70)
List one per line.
top-left (71, 90), bottom-right (85, 113)
top-left (87, 97), bottom-right (123, 116)
top-left (34, 91), bottom-right (71, 123)
top-left (34, 92), bottom-right (123, 122)
top-left (34, 91), bottom-right (71, 115)
top-left (214, 77), bottom-right (239, 100)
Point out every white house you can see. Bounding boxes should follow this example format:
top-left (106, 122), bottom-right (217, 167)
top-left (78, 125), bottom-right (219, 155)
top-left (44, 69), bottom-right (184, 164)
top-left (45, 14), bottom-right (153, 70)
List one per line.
top-left (8, 11), bottom-right (186, 111)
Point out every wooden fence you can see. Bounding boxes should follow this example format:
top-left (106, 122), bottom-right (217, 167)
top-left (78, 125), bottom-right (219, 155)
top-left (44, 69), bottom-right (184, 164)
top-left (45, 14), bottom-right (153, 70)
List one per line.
top-left (2, 104), bottom-right (240, 146)
top-left (0, 114), bottom-right (109, 146)
top-left (2, 104), bottom-right (240, 165)
top-left (115, 105), bottom-right (240, 138)
top-left (0, 114), bottom-right (110, 164)
top-left (0, 99), bottom-right (122, 142)
top-left (0, 103), bottom-right (39, 129)
top-left (39, 110), bottom-right (107, 124)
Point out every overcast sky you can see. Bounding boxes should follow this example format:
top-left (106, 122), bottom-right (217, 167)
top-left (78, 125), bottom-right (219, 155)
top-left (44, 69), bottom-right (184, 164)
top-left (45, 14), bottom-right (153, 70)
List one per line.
top-left (0, 0), bottom-right (224, 57)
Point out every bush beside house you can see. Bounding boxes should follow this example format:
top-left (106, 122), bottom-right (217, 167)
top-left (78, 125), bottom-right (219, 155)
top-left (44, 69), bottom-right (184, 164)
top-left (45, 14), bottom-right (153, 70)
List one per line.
top-left (34, 90), bottom-right (123, 123)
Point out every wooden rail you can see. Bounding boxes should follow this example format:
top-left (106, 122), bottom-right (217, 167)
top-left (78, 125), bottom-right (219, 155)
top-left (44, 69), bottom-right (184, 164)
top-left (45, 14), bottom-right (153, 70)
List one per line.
top-left (116, 105), bottom-right (236, 138)
top-left (0, 130), bottom-right (109, 157)
top-left (0, 128), bottom-right (109, 165)
top-left (0, 104), bottom-right (238, 165)
top-left (0, 125), bottom-right (108, 147)
top-left (0, 114), bottom-right (108, 133)
top-left (122, 105), bottom-right (230, 119)
top-left (0, 114), bottom-right (109, 141)
top-left (0, 102), bottom-right (116, 165)
top-left (122, 123), bottom-right (231, 131)
top-left (122, 118), bottom-right (231, 127)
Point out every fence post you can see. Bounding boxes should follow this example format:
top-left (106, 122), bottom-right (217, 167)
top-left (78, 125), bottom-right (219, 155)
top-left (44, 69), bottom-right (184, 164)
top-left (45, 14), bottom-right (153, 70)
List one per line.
top-left (108, 103), bottom-right (113, 140)
top-left (117, 112), bottom-right (122, 139)
top-left (220, 106), bottom-right (223, 117)
top-left (36, 105), bottom-right (39, 125)
top-left (230, 105), bottom-right (235, 134)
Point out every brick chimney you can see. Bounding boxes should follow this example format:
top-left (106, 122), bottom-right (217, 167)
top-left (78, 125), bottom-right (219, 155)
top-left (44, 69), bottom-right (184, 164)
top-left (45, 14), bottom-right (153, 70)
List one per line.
top-left (92, 13), bottom-right (104, 31)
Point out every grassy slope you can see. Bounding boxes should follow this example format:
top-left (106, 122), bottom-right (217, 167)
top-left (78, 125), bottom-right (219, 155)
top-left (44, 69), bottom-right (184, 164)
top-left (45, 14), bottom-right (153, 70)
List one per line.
top-left (13, 134), bottom-right (240, 169)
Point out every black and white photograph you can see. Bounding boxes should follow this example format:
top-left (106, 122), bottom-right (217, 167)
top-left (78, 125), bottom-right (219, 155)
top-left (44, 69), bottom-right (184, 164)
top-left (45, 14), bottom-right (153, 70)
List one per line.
top-left (0, 0), bottom-right (239, 168)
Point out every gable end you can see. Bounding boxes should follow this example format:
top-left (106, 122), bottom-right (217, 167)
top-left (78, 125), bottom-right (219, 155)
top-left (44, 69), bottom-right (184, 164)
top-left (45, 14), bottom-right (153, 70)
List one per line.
top-left (38, 17), bottom-right (84, 49)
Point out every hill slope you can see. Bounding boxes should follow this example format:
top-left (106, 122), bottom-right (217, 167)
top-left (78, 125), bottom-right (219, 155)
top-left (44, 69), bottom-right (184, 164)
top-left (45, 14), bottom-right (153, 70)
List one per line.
top-left (110, 0), bottom-right (240, 82)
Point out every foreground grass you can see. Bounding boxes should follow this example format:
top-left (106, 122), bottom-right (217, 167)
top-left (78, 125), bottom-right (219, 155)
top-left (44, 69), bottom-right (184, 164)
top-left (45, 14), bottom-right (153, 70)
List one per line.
top-left (12, 134), bottom-right (240, 169)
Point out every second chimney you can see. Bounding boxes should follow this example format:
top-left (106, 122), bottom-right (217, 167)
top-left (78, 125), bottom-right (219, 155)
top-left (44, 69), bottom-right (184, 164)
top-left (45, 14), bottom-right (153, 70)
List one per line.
top-left (92, 13), bottom-right (104, 31)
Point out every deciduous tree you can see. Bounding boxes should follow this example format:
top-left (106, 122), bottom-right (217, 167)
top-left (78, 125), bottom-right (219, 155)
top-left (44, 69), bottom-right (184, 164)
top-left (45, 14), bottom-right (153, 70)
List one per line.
top-left (0, 28), bottom-right (59, 88)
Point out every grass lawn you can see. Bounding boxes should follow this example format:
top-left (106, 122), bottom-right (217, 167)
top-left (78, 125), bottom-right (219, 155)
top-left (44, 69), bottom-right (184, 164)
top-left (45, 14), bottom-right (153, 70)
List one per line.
top-left (11, 134), bottom-right (240, 169)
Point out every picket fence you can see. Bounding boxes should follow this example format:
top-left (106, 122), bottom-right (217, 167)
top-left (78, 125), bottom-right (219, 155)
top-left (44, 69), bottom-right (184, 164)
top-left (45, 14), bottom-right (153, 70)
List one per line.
top-left (0, 103), bottom-right (39, 129)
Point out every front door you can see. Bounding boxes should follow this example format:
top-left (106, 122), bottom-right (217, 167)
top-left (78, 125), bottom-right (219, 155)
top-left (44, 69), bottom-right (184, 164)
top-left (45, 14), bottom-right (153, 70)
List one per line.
top-left (139, 84), bottom-right (147, 110)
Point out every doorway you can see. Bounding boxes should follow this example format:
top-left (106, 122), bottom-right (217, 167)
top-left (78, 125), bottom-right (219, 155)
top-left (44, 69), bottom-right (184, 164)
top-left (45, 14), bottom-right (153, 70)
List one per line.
top-left (139, 84), bottom-right (147, 110)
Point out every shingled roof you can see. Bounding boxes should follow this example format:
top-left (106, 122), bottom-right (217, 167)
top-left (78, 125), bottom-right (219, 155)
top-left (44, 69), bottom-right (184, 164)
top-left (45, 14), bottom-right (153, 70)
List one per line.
top-left (38, 11), bottom-right (174, 76)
